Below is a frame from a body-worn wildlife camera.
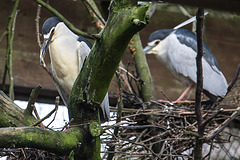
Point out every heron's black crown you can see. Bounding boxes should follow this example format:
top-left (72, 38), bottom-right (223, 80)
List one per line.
top-left (148, 29), bottom-right (174, 42)
top-left (42, 17), bottom-right (63, 35)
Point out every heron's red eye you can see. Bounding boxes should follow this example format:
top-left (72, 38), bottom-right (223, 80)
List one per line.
top-left (155, 41), bottom-right (160, 45)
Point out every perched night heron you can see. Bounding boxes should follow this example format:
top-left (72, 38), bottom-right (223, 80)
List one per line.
top-left (40, 17), bottom-right (110, 120)
top-left (144, 29), bottom-right (228, 102)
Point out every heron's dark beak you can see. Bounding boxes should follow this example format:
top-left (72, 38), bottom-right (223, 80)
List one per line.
top-left (143, 45), bottom-right (154, 54)
top-left (40, 30), bottom-right (54, 64)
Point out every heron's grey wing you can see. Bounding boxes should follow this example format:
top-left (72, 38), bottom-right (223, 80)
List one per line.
top-left (77, 41), bottom-right (91, 70)
top-left (166, 33), bottom-right (227, 98)
top-left (101, 92), bottom-right (110, 121)
top-left (174, 29), bottom-right (222, 72)
top-left (51, 70), bottom-right (69, 106)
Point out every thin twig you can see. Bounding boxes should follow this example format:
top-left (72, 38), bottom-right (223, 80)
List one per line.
top-left (118, 66), bottom-right (137, 80)
top-left (82, 0), bottom-right (106, 26)
top-left (107, 72), bottom-right (124, 160)
top-left (61, 118), bottom-right (74, 131)
top-left (206, 107), bottom-right (240, 141)
top-left (0, 31), bottom-right (7, 43)
top-left (160, 90), bottom-right (172, 102)
top-left (202, 108), bottom-right (224, 128)
top-left (35, 4), bottom-right (42, 48)
top-left (25, 85), bottom-right (42, 115)
top-left (32, 104), bottom-right (45, 129)
top-left (46, 96), bottom-right (59, 128)
top-left (32, 97), bottom-right (59, 127)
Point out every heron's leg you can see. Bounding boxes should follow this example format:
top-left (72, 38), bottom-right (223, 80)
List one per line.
top-left (174, 83), bottom-right (193, 103)
top-left (158, 83), bottom-right (193, 104)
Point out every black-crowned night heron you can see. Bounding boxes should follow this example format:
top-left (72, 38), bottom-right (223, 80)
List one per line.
top-left (144, 29), bottom-right (228, 102)
top-left (40, 17), bottom-right (110, 120)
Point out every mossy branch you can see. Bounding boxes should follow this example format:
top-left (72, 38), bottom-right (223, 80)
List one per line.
top-left (131, 32), bottom-right (155, 102)
top-left (0, 91), bottom-right (37, 127)
top-left (0, 127), bottom-right (83, 156)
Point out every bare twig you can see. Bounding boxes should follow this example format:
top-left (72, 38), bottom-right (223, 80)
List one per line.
top-left (82, 0), bottom-right (106, 27)
top-left (202, 108), bottom-right (224, 128)
top-left (61, 118), bottom-right (74, 131)
top-left (107, 72), bottom-right (124, 160)
top-left (0, 31), bottom-right (7, 43)
top-left (206, 107), bottom-right (240, 141)
top-left (25, 85), bottom-right (42, 115)
top-left (119, 62), bottom-right (133, 93)
top-left (46, 96), bottom-right (60, 128)
top-left (35, 4), bottom-right (42, 48)
top-left (160, 90), bottom-right (172, 102)
top-left (118, 66), bottom-right (137, 80)
top-left (32, 96), bottom-right (59, 127)
top-left (32, 104), bottom-right (45, 129)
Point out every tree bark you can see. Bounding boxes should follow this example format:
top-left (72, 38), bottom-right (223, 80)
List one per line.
top-left (131, 32), bottom-right (155, 102)
top-left (0, 91), bottom-right (37, 127)
top-left (0, 127), bottom-right (83, 156)
top-left (194, 7), bottom-right (205, 160)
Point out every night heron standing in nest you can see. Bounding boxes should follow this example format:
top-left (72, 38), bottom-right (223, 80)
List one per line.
top-left (40, 17), bottom-right (110, 121)
top-left (144, 29), bottom-right (228, 103)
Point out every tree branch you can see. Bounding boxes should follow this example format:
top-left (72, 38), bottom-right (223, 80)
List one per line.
top-left (131, 32), bottom-right (155, 102)
top-left (2, 0), bottom-right (20, 100)
top-left (194, 7), bottom-right (205, 160)
top-left (0, 91), bottom-right (37, 127)
top-left (0, 127), bottom-right (82, 156)
top-left (25, 85), bottom-right (42, 116)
